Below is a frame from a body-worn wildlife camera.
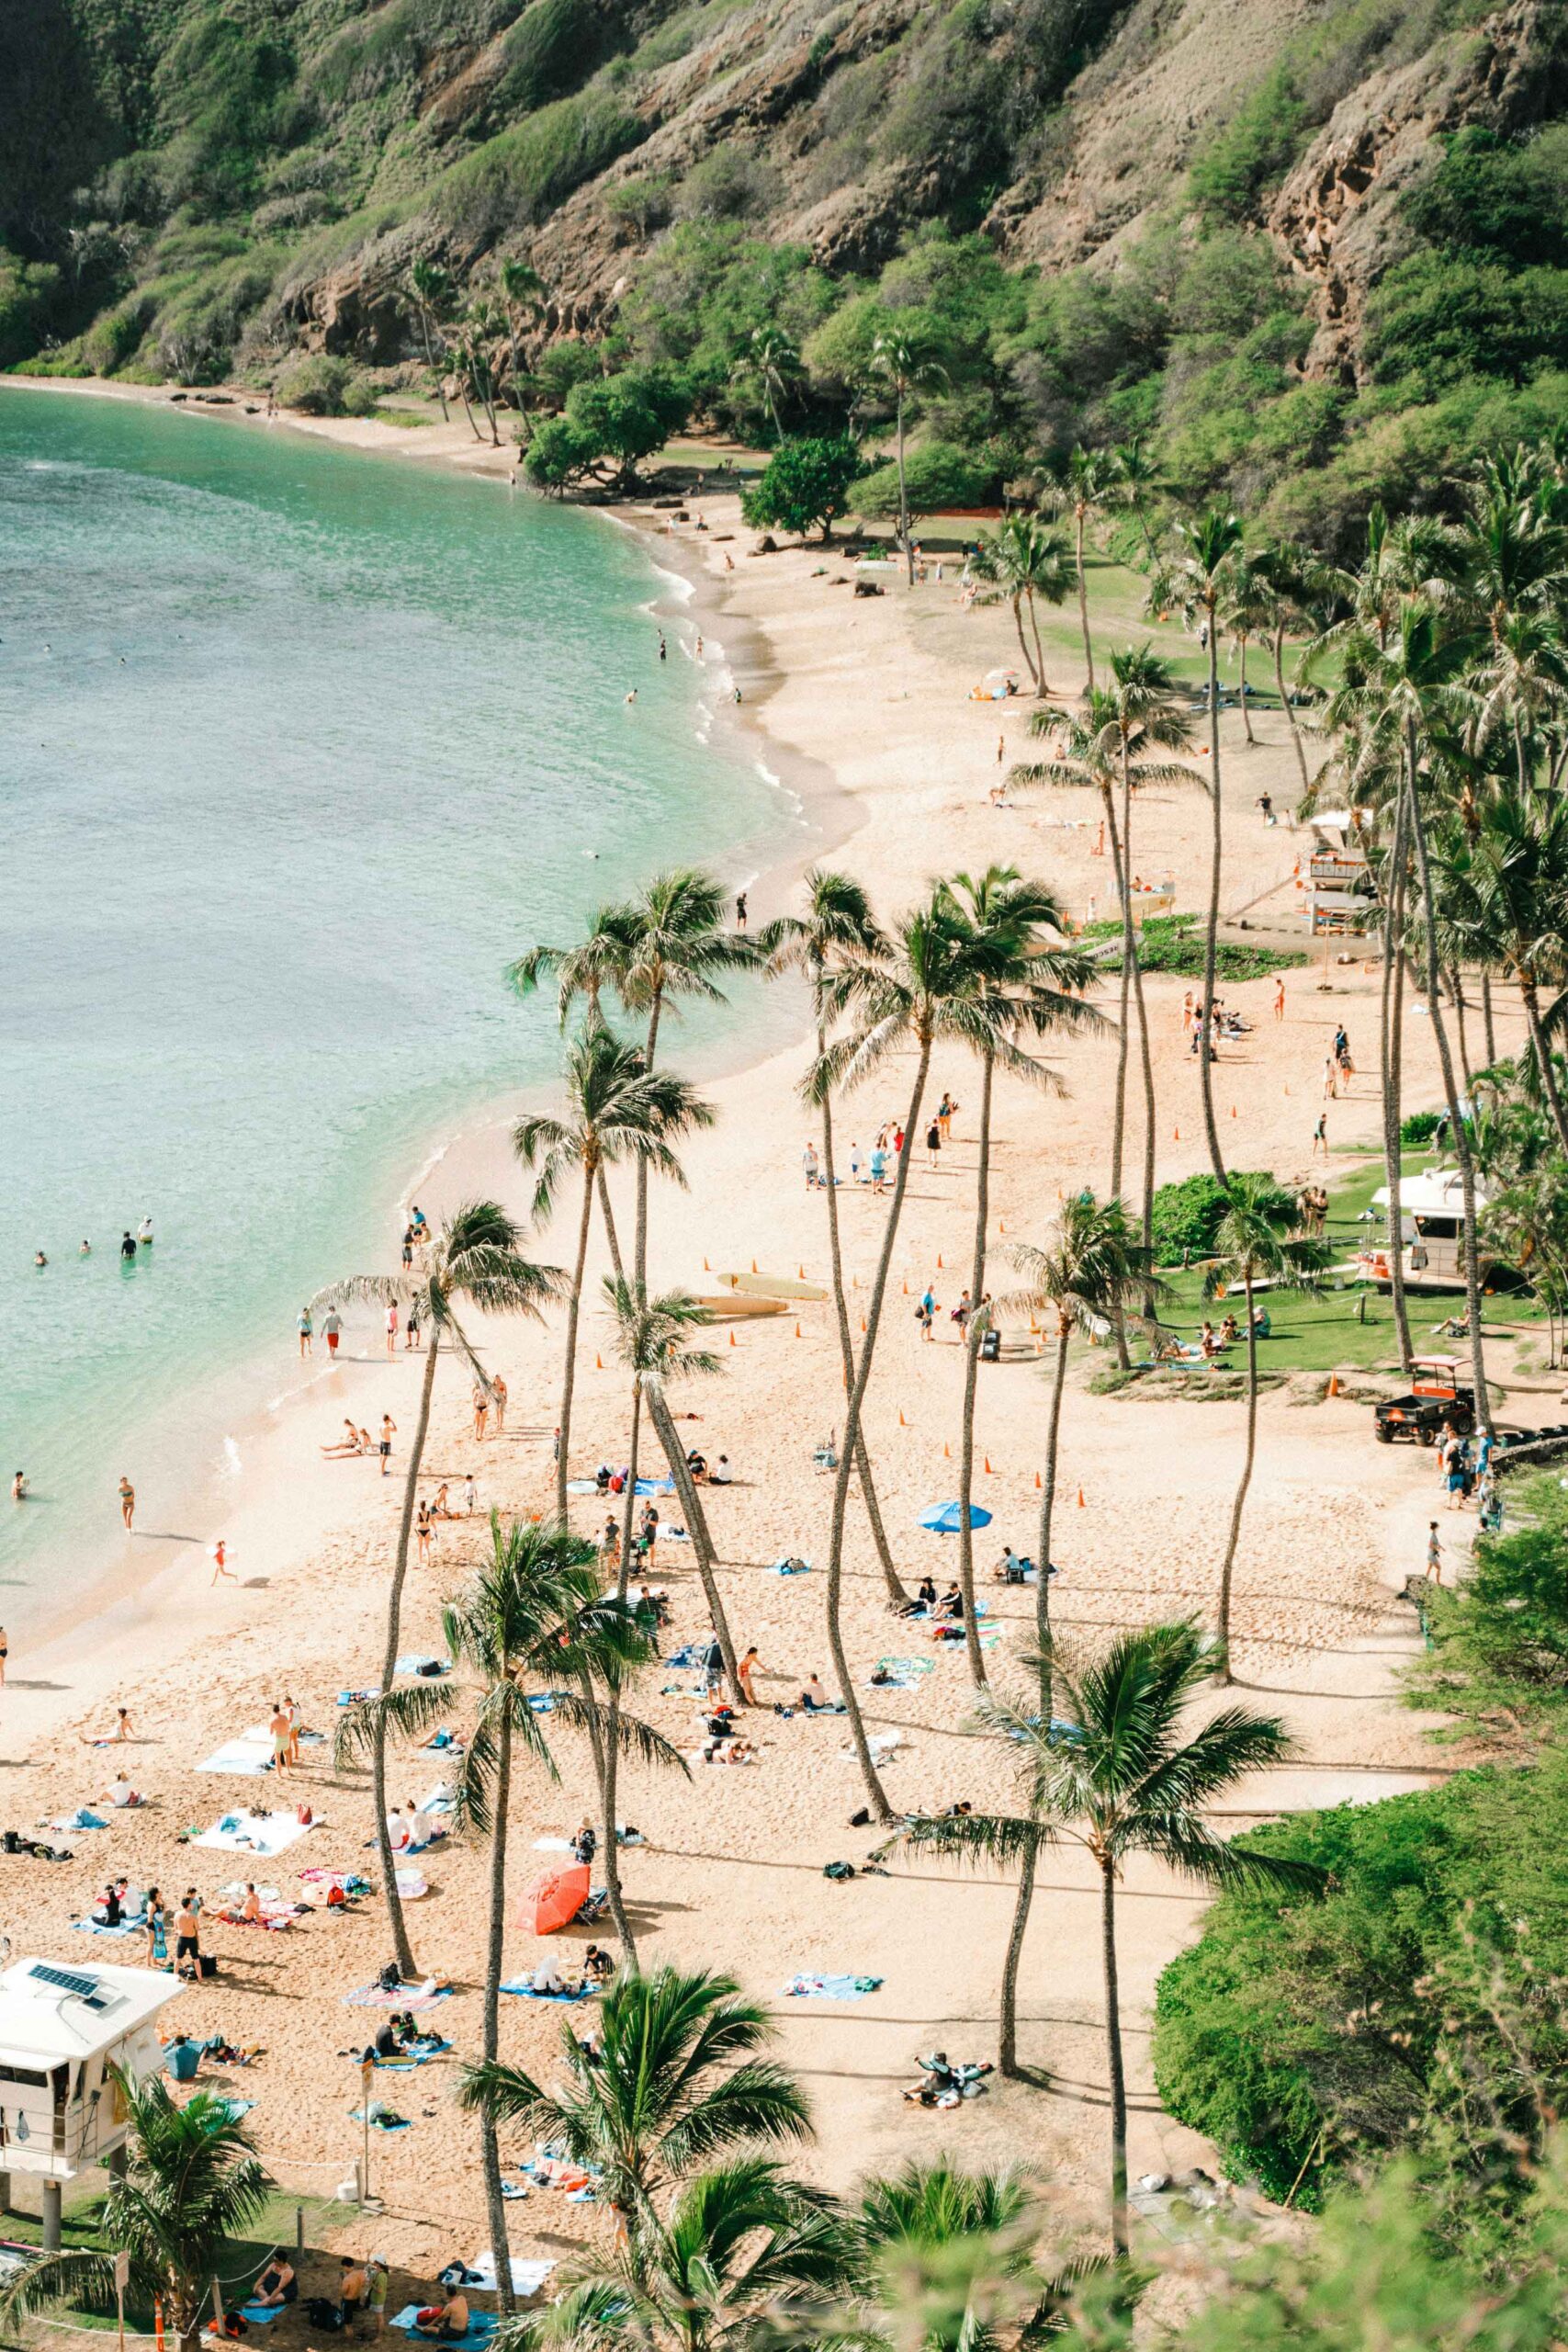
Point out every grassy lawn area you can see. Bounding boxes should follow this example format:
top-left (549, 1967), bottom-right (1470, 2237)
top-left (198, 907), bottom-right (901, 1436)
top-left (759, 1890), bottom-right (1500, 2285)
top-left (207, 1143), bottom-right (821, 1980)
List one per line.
top-left (0, 2188), bottom-right (342, 2332)
top-left (1146, 1147), bottom-right (1547, 1378)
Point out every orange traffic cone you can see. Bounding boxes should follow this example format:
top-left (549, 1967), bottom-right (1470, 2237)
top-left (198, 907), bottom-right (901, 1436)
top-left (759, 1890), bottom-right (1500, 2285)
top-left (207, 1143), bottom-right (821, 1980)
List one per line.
top-left (1076, 1485), bottom-right (1086, 1508)
top-left (751, 1258), bottom-right (758, 1274)
top-left (1034, 1471), bottom-right (1043, 1490)
top-left (728, 1329), bottom-right (738, 1347)
top-left (1173, 1125), bottom-right (1180, 1141)
top-left (703, 1255), bottom-right (710, 1272)
top-left (937, 1252), bottom-right (943, 1269)
top-left (1327, 1371), bottom-right (1339, 1396)
top-left (1231, 1104), bottom-right (1238, 1118)
top-left (798, 1264), bottom-right (806, 1279)
top-left (860, 1314), bottom-right (867, 1332)
top-left (984, 1456), bottom-right (993, 1475)
top-left (943, 1442), bottom-right (951, 1459)
top-left (902, 1277), bottom-right (908, 1295)
top-left (795, 1322), bottom-right (803, 1339)
top-left (898, 1408), bottom-right (908, 1427)
top-left (595, 1353), bottom-right (604, 1370)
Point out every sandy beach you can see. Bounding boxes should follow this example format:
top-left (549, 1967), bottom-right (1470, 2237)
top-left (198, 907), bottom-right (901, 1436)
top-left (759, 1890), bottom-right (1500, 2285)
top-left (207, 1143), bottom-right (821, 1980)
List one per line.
top-left (0, 379), bottom-right (1533, 2297)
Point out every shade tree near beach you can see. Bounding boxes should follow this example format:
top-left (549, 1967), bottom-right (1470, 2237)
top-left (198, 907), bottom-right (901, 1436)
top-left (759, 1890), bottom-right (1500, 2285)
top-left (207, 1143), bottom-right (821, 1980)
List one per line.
top-left (760, 871), bottom-right (908, 1611)
top-left (740, 435), bottom-right (866, 543)
top-left (1201, 1177), bottom-right (1331, 1678)
top-left (343, 1517), bottom-right (678, 2304)
top-left (0, 2071), bottom-right (270, 2352)
top-left (463, 1965), bottom-right (812, 2260)
top-left (514, 1027), bottom-right (712, 1527)
top-left (937, 867), bottom-right (1101, 1680)
top-left (318, 1201), bottom-right (561, 1979)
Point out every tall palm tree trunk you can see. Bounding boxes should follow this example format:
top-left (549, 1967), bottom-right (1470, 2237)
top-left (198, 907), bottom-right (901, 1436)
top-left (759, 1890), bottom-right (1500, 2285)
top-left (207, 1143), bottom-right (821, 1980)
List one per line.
top-left (1450, 968), bottom-right (1474, 1093)
top-left (1522, 979), bottom-right (1568, 1155)
top-left (592, 1706), bottom-right (637, 1973)
top-left (480, 1715), bottom-right (516, 2312)
top-left (1076, 512), bottom-right (1094, 695)
top-left (826, 1042), bottom-right (935, 1821)
top-left (819, 1030), bottom-right (907, 1605)
top-left (555, 1170), bottom-right (596, 1525)
top-left (1274, 623), bottom-right (1311, 797)
top-left (955, 1052), bottom-right (994, 1686)
top-left (1213, 1271), bottom-right (1258, 1684)
top-left (1010, 595), bottom-right (1040, 691)
top-left (645, 1382), bottom-right (742, 1706)
top-left (377, 1330), bottom-right (439, 1979)
top-left (1034, 1320), bottom-right (1070, 1722)
top-left (1199, 618), bottom-right (1228, 1187)
top-left (998, 1833), bottom-right (1038, 2080)
top-left (1238, 635), bottom-right (1254, 744)
top-left (1482, 973), bottom-right (1497, 1065)
top-left (1121, 751), bottom-right (1158, 1318)
top-left (634, 996), bottom-right (664, 1288)
top-left (594, 1172), bottom-right (641, 1964)
top-left (1380, 822), bottom-right (1415, 1376)
top-left (1100, 1861), bottom-right (1130, 2260)
top-left (1404, 723), bottom-right (1493, 1433)
top-left (1028, 591), bottom-right (1049, 701)
top-left (896, 394), bottom-right (913, 589)
top-left (1101, 784), bottom-right (1133, 1372)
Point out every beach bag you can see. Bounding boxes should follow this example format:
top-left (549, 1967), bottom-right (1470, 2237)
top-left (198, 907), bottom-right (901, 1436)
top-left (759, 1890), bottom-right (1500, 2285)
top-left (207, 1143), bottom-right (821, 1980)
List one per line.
top-left (823, 1861), bottom-right (856, 1881)
top-left (296, 1803), bottom-right (313, 1826)
top-left (199, 1953), bottom-right (219, 1980)
top-left (378, 1962), bottom-right (401, 1992)
top-left (305, 2301), bottom-right (344, 2330)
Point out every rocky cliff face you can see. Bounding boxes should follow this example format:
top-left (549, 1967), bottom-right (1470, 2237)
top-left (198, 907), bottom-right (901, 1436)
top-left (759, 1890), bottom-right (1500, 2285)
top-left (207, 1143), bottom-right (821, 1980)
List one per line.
top-left (1268, 0), bottom-right (1568, 382)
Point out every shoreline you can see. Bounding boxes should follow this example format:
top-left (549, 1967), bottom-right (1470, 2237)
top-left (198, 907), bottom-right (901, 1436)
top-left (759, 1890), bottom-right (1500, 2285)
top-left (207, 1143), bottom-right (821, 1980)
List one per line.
top-left (1, 363), bottom-right (1529, 2265)
top-left (0, 377), bottom-right (861, 1761)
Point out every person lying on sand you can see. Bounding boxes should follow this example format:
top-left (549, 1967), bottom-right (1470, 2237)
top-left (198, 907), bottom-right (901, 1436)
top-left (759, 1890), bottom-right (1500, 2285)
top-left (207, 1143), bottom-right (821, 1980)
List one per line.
top-left (321, 1420), bottom-right (363, 1457)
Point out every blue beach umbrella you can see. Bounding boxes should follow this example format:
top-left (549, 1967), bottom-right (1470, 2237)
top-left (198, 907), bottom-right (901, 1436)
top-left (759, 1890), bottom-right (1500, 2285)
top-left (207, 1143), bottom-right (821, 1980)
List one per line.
top-left (918, 1499), bottom-right (993, 1533)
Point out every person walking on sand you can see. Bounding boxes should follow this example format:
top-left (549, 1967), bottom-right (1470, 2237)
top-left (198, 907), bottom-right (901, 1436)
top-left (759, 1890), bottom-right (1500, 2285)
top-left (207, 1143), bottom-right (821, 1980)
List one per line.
top-left (416, 1501), bottom-right (433, 1566)
top-left (174, 1894), bottom-right (201, 1983)
top-left (1312, 1111), bottom-right (1327, 1159)
top-left (938, 1093), bottom-right (957, 1142)
top-left (738, 1645), bottom-right (763, 1704)
top-left (209, 1540), bottom-right (234, 1587)
top-left (269, 1702), bottom-right (291, 1772)
top-left (1274, 975), bottom-right (1286, 1023)
top-left (803, 1139), bottom-right (819, 1191)
top-left (378, 1414), bottom-right (397, 1476)
top-left (997, 731), bottom-right (1005, 765)
top-left (406, 1301), bottom-right (421, 1351)
top-left (1426, 1521), bottom-right (1444, 1585)
top-left (926, 1118), bottom-right (942, 1170)
top-left (118, 1476), bottom-right (135, 1531)
top-left (298, 1306), bottom-right (313, 1358)
top-left (491, 1374), bottom-right (507, 1435)
top-left (323, 1306), bottom-right (343, 1358)
top-left (1323, 1052), bottom-right (1338, 1102)
top-left (735, 891), bottom-right (748, 933)
top-left (385, 1302), bottom-right (399, 1355)
top-left (0, 1626), bottom-right (9, 1685)
top-left (472, 1383), bottom-right (489, 1442)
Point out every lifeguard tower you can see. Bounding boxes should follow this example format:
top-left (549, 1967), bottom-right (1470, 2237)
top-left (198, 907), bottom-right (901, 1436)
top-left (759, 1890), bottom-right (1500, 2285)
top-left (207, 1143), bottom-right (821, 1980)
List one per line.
top-left (0, 1959), bottom-right (182, 2245)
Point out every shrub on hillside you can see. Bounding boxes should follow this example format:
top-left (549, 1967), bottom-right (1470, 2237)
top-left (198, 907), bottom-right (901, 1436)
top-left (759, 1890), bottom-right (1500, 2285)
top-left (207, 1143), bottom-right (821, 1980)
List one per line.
top-left (273, 351), bottom-right (372, 413)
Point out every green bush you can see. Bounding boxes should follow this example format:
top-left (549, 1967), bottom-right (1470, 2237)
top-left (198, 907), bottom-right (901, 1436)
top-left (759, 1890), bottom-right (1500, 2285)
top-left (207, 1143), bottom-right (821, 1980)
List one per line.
top-left (0, 250), bottom-right (62, 367)
top-left (1188, 65), bottom-right (1309, 220)
top-left (273, 351), bottom-right (356, 413)
top-left (1404, 125), bottom-right (1568, 267)
top-left (81, 297), bottom-right (150, 376)
top-left (1085, 914), bottom-right (1305, 980)
top-left (1400, 1109), bottom-right (1441, 1144)
top-left (1407, 1476), bottom-right (1568, 1738)
top-left (740, 435), bottom-right (865, 539)
top-left (850, 439), bottom-right (992, 521)
top-left (1150, 1170), bottom-right (1295, 1265)
top-left (427, 92), bottom-right (642, 240)
top-left (1154, 1750), bottom-right (1568, 2231)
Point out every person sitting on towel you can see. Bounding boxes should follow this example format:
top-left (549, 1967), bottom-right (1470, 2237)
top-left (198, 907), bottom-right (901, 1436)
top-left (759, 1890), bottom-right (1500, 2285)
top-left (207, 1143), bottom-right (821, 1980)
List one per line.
top-left (533, 1961), bottom-right (569, 1996)
top-left (415, 2287), bottom-right (468, 2339)
top-left (251, 2252), bottom-right (297, 2308)
top-left (583, 1942), bottom-right (613, 1980)
top-left (799, 1674), bottom-right (832, 1711)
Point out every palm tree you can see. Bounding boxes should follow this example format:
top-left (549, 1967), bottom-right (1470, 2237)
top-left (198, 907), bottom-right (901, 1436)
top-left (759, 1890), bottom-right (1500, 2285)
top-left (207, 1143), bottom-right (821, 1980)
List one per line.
top-left (760, 872), bottom-right (907, 1609)
top-left (968, 514), bottom-right (1073, 696)
top-left (1202, 1178), bottom-right (1330, 1678)
top-left (498, 254), bottom-right (547, 421)
top-left (867, 331), bottom-right (947, 587)
top-left (498, 2160), bottom-right (847, 2352)
top-left (462, 1966), bottom-right (813, 2256)
top-left (316, 1201), bottom-right (561, 1977)
top-left (1003, 1197), bottom-right (1159, 1703)
top-left (615, 870), bottom-right (757, 1283)
top-left (1051, 447), bottom-right (1116, 695)
top-left (1110, 435), bottom-right (1167, 565)
top-left (1323, 602), bottom-right (1496, 1430)
top-left (0, 2074), bottom-right (271, 2352)
top-left (1010, 656), bottom-right (1195, 1289)
top-left (1250, 538), bottom-right (1327, 798)
top-left (1219, 550), bottom-right (1273, 747)
top-left (516, 1029), bottom-right (713, 1522)
top-left (853, 2162), bottom-right (1043, 2345)
top-left (938, 868), bottom-right (1100, 1679)
top-left (810, 888), bottom-right (1021, 1818)
top-left (510, 901), bottom-right (642, 1033)
top-left (344, 1519), bottom-right (675, 2302)
top-left (917, 1624), bottom-right (1316, 2256)
top-left (740, 326), bottom-right (801, 441)
top-left (607, 1281), bottom-right (741, 1705)
top-left (410, 256), bottom-right (454, 422)
top-left (457, 299), bottom-right (505, 445)
top-left (1150, 509), bottom-right (1247, 1185)
top-left (1433, 787), bottom-right (1568, 1157)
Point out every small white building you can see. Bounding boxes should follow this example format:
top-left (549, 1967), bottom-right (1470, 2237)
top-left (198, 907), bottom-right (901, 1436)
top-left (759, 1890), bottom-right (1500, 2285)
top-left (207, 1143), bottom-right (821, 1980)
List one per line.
top-left (1361, 1169), bottom-right (1491, 1290)
top-left (1303, 809), bottom-right (1375, 936)
top-left (0, 1960), bottom-right (181, 2226)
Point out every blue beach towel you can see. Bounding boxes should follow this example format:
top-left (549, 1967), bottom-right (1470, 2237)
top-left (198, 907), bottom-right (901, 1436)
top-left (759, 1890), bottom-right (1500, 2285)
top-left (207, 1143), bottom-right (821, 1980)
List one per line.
top-left (780, 1973), bottom-right (884, 2001)
top-left (501, 1981), bottom-right (596, 2002)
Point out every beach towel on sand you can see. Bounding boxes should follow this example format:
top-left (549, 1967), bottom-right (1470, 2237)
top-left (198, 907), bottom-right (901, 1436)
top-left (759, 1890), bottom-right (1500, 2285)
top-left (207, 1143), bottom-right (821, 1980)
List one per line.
top-left (342, 1980), bottom-right (452, 2010)
top-left (192, 1811), bottom-right (311, 1858)
top-left (461, 2256), bottom-right (556, 2296)
top-left (237, 2304), bottom-right (286, 2325)
top-left (500, 1980), bottom-right (596, 2002)
top-left (781, 1973), bottom-right (884, 2000)
top-left (389, 2312), bottom-right (498, 2344)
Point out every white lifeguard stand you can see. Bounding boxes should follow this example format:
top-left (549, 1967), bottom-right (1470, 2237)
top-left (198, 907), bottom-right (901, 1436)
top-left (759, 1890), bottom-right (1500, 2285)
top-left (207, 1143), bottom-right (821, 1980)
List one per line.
top-left (0, 1960), bottom-right (182, 2245)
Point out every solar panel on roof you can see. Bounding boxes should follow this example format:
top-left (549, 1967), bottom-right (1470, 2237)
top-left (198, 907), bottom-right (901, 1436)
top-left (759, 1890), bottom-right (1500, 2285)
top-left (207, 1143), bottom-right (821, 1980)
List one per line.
top-left (27, 1963), bottom-right (110, 2010)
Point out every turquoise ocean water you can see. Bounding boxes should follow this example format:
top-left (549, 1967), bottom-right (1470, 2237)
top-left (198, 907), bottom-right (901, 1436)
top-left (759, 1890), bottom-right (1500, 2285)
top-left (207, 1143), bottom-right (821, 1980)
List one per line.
top-left (0, 388), bottom-right (802, 1627)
